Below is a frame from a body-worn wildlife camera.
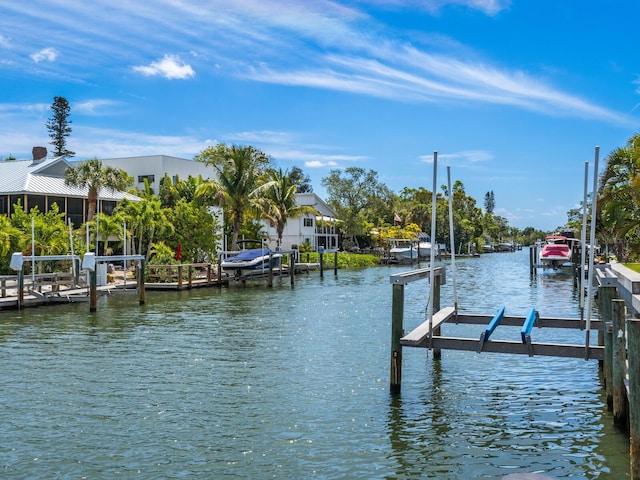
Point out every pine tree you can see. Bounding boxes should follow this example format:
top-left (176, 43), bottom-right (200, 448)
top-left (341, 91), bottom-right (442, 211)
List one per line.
top-left (46, 96), bottom-right (75, 157)
top-left (484, 190), bottom-right (495, 214)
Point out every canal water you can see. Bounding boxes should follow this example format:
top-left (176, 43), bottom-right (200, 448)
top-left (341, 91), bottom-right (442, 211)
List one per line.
top-left (0, 249), bottom-right (630, 479)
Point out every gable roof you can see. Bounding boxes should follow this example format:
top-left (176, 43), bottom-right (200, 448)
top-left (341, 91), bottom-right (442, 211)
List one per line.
top-left (295, 192), bottom-right (338, 219)
top-left (0, 156), bottom-right (140, 201)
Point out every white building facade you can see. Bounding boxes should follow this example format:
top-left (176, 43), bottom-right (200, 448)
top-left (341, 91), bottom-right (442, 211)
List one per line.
top-left (261, 193), bottom-right (339, 251)
top-left (99, 155), bottom-right (214, 194)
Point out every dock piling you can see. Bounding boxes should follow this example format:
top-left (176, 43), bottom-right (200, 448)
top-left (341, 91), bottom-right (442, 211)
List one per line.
top-left (612, 299), bottom-right (628, 428)
top-left (627, 319), bottom-right (640, 479)
top-left (390, 283), bottom-right (404, 394)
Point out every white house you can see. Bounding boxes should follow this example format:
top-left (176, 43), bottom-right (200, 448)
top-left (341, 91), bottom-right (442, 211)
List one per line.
top-left (261, 192), bottom-right (339, 251)
top-left (99, 154), bottom-right (224, 251)
top-left (99, 154), bottom-right (214, 194)
top-left (0, 147), bottom-right (140, 226)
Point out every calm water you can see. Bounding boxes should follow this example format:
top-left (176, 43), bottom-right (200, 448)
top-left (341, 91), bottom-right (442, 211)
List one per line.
top-left (0, 249), bottom-right (630, 479)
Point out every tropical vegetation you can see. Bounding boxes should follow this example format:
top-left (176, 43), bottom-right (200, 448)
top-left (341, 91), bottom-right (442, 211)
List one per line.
top-left (7, 130), bottom-right (640, 273)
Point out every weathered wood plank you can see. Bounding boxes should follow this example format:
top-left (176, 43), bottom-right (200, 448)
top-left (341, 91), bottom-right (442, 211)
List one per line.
top-left (400, 306), bottom-right (456, 346)
top-left (421, 336), bottom-right (605, 360)
top-left (454, 313), bottom-right (603, 330)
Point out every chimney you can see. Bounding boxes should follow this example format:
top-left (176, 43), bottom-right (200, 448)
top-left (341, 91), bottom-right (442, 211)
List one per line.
top-left (32, 146), bottom-right (47, 162)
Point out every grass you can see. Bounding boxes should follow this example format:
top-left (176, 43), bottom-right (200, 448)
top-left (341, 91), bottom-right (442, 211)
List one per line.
top-left (624, 263), bottom-right (640, 274)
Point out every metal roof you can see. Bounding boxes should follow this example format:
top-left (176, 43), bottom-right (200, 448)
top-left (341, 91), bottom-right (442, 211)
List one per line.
top-left (0, 156), bottom-right (140, 201)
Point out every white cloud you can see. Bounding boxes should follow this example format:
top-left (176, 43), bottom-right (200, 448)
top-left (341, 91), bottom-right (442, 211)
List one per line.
top-left (0, 35), bottom-right (10, 48)
top-left (423, 150), bottom-right (493, 164)
top-left (30, 47), bottom-right (58, 63)
top-left (132, 54), bottom-right (195, 80)
top-left (74, 99), bottom-right (120, 115)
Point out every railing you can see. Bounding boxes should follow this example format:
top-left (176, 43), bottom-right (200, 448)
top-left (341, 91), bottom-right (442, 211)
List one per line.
top-left (146, 263), bottom-right (223, 288)
top-left (0, 272), bottom-right (88, 297)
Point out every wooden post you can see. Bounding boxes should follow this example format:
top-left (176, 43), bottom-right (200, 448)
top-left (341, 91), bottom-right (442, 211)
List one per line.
top-left (290, 253), bottom-right (295, 287)
top-left (89, 268), bottom-right (97, 313)
top-left (390, 283), bottom-right (404, 394)
top-left (319, 251), bottom-right (324, 278)
top-left (177, 265), bottom-right (183, 290)
top-left (17, 270), bottom-right (24, 309)
top-left (529, 245), bottom-right (534, 275)
top-left (627, 319), bottom-right (640, 479)
top-left (138, 259), bottom-right (146, 305)
top-left (599, 285), bottom-right (617, 368)
top-left (604, 321), bottom-right (613, 409)
top-left (217, 260), bottom-right (222, 288)
top-left (334, 251), bottom-right (338, 276)
top-left (207, 264), bottom-right (212, 283)
top-left (432, 273), bottom-right (442, 359)
top-left (267, 254), bottom-right (274, 288)
top-left (612, 299), bottom-right (628, 428)
top-left (188, 265), bottom-right (193, 289)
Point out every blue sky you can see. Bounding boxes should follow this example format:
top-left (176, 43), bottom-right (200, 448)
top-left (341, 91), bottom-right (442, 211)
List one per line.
top-left (2, 1), bottom-right (639, 231)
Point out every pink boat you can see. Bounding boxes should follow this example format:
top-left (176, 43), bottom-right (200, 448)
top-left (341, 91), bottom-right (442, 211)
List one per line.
top-left (539, 235), bottom-right (572, 268)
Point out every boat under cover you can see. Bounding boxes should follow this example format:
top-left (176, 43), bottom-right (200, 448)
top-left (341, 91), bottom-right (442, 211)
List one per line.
top-left (221, 248), bottom-right (282, 278)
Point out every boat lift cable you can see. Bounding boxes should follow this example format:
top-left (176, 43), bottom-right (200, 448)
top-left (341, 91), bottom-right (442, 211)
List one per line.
top-left (580, 160), bottom-right (589, 325)
top-left (447, 166), bottom-right (458, 317)
top-left (428, 151), bottom-right (438, 349)
top-left (585, 146), bottom-right (600, 359)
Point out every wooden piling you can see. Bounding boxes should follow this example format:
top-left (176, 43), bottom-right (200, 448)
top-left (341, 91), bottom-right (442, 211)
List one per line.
top-left (604, 322), bottom-right (613, 409)
top-left (612, 299), bottom-right (627, 428)
top-left (289, 253), bottom-right (295, 287)
top-left (599, 284), bottom-right (617, 368)
top-left (139, 259), bottom-right (146, 305)
top-left (390, 283), bottom-right (404, 394)
top-left (432, 274), bottom-right (442, 360)
top-left (17, 270), bottom-right (24, 309)
top-left (627, 318), bottom-right (640, 479)
top-left (89, 268), bottom-right (97, 313)
top-left (334, 251), bottom-right (338, 276)
top-left (319, 251), bottom-right (324, 278)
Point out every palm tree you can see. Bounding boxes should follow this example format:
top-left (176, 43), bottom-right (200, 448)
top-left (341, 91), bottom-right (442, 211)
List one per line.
top-left (254, 168), bottom-right (317, 248)
top-left (64, 158), bottom-right (132, 222)
top-left (598, 136), bottom-right (640, 259)
top-left (115, 197), bottom-right (173, 262)
top-left (195, 144), bottom-right (270, 250)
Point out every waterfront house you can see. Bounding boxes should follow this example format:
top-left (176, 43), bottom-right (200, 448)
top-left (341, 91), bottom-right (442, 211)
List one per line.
top-left (0, 147), bottom-right (140, 226)
top-left (260, 192), bottom-right (339, 251)
top-left (99, 154), bottom-right (214, 194)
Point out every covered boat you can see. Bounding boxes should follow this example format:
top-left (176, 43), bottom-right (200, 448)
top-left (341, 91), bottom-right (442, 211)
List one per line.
top-left (221, 241), bottom-right (282, 279)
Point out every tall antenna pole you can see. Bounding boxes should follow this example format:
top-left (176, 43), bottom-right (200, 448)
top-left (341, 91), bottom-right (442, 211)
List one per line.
top-left (447, 166), bottom-right (458, 312)
top-left (585, 146), bottom-right (599, 358)
top-left (428, 151), bottom-right (438, 348)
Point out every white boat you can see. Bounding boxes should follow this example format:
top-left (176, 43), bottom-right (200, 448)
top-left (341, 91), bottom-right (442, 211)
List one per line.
top-left (388, 240), bottom-right (418, 263)
top-left (417, 233), bottom-right (437, 259)
top-left (539, 235), bottom-right (572, 268)
top-left (221, 240), bottom-right (282, 279)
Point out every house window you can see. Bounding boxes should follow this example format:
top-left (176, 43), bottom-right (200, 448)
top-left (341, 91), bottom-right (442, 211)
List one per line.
top-left (303, 217), bottom-right (313, 227)
top-left (138, 174), bottom-right (155, 183)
